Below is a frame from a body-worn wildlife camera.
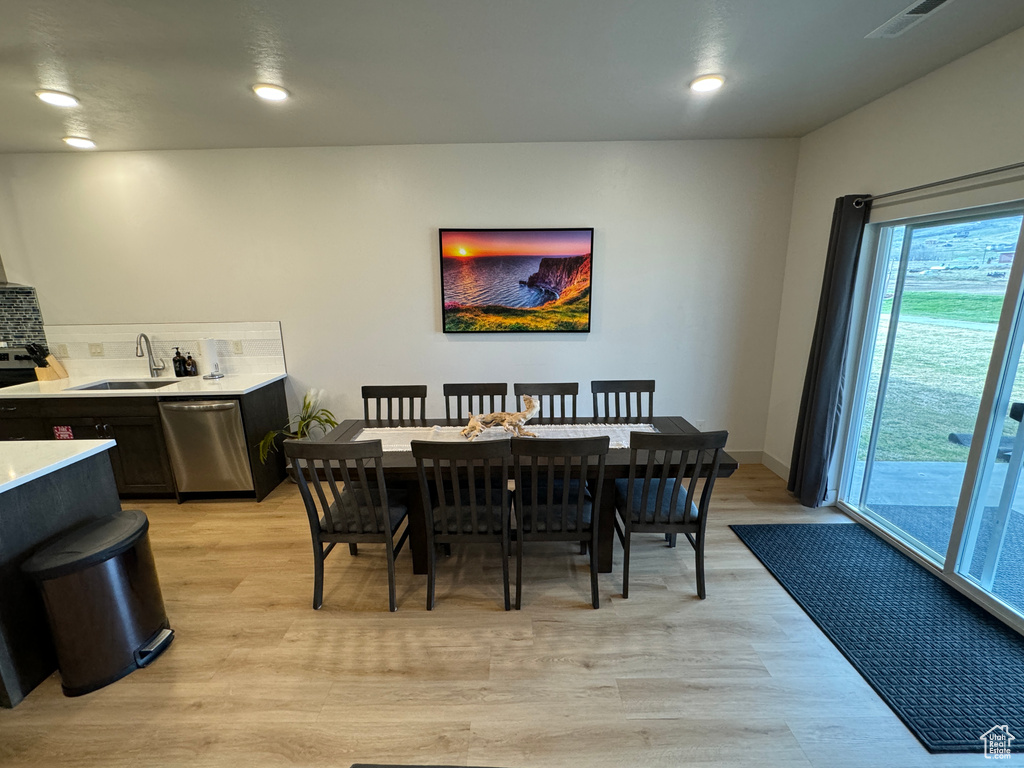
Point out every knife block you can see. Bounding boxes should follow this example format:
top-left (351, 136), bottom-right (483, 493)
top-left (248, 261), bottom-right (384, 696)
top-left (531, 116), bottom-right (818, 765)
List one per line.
top-left (35, 355), bottom-right (69, 381)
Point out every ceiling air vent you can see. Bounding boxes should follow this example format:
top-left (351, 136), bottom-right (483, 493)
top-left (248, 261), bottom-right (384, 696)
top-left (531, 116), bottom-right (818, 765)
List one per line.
top-left (866, 0), bottom-right (958, 39)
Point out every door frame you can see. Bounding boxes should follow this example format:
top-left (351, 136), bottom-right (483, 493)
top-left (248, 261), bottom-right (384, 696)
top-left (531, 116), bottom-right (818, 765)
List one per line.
top-left (835, 200), bottom-right (1024, 636)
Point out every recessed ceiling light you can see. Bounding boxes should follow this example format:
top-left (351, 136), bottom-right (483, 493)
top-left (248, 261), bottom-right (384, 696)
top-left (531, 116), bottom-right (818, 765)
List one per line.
top-left (63, 136), bottom-right (96, 149)
top-left (36, 90), bottom-right (80, 107)
top-left (690, 75), bottom-right (725, 93)
top-left (252, 84), bottom-right (290, 101)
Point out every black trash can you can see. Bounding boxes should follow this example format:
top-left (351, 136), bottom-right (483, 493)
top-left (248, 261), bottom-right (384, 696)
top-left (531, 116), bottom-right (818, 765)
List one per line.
top-left (22, 509), bottom-right (174, 696)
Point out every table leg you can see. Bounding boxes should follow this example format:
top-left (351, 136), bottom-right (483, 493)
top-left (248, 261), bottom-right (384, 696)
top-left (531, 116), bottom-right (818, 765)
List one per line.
top-left (399, 480), bottom-right (429, 575)
top-left (597, 476), bottom-right (616, 573)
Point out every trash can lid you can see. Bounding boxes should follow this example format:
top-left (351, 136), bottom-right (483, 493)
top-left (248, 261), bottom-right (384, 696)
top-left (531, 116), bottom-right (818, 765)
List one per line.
top-left (22, 509), bottom-right (150, 580)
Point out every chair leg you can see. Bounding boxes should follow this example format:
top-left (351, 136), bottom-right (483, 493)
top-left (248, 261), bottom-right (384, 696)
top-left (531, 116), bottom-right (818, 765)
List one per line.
top-left (426, 538), bottom-right (436, 610)
top-left (349, 543), bottom-right (358, 556)
top-left (385, 536), bottom-right (398, 612)
top-left (501, 533), bottom-right (511, 611)
top-left (515, 538), bottom-right (524, 610)
top-left (668, 533), bottom-right (677, 548)
top-left (589, 535), bottom-right (600, 609)
top-left (622, 528), bottom-right (631, 600)
top-left (579, 541), bottom-right (587, 555)
top-left (312, 545), bottom-right (325, 610)
top-left (695, 531), bottom-right (706, 600)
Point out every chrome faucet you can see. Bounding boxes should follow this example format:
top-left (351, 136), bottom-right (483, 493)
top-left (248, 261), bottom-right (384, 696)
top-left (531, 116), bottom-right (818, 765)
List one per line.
top-left (136, 333), bottom-right (166, 377)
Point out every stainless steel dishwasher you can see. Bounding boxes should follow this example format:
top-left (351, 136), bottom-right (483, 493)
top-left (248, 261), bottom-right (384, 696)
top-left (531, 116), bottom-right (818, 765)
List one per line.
top-left (158, 401), bottom-right (254, 492)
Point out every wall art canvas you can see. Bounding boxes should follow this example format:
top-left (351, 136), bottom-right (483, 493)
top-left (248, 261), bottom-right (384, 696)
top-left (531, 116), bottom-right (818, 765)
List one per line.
top-left (440, 228), bottom-right (593, 333)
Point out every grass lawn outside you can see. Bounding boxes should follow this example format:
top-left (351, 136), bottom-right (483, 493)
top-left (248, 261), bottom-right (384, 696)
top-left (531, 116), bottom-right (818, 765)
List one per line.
top-left (882, 291), bottom-right (1005, 324)
top-left (856, 290), bottom-right (1024, 464)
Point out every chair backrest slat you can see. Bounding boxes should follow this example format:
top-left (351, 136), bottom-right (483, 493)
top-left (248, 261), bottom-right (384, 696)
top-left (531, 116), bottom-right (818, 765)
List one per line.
top-left (513, 382), bottom-right (578, 423)
top-left (511, 435), bottom-right (610, 536)
top-left (444, 383), bottom-right (508, 421)
top-left (591, 379), bottom-right (655, 420)
top-left (285, 438), bottom-right (392, 536)
top-left (362, 385), bottom-right (427, 423)
top-left (624, 431), bottom-right (728, 530)
top-left (411, 439), bottom-right (511, 540)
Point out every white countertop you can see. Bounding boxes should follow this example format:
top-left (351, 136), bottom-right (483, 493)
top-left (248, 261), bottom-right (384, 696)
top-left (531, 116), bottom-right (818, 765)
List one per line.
top-left (0, 373), bottom-right (286, 399)
top-left (0, 439), bottom-right (116, 494)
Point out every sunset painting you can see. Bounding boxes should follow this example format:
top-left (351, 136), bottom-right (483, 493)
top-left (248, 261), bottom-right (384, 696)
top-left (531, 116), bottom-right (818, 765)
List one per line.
top-left (440, 228), bottom-right (593, 332)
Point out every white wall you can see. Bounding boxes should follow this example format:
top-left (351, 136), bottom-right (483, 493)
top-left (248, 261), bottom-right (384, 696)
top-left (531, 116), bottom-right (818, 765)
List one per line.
top-left (0, 139), bottom-right (798, 455)
top-left (764, 25), bottom-right (1024, 480)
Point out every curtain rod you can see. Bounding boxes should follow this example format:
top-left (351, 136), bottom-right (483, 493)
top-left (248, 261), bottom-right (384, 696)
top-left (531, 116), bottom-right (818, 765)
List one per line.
top-left (853, 160), bottom-right (1024, 208)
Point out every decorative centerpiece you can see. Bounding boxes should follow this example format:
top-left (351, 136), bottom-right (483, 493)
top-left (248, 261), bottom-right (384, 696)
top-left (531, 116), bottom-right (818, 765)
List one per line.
top-left (461, 395), bottom-right (539, 440)
top-left (258, 388), bottom-right (338, 463)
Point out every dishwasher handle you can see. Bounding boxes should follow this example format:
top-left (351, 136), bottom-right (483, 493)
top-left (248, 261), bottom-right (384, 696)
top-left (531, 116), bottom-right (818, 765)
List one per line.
top-left (160, 401), bottom-right (237, 413)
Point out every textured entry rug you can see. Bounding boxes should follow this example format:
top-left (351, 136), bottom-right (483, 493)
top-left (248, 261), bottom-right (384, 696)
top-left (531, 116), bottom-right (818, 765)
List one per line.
top-left (731, 523), bottom-right (1024, 753)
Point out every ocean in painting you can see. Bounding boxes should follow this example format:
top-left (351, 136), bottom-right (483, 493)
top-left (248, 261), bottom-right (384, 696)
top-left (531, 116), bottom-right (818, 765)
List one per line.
top-left (442, 255), bottom-right (554, 308)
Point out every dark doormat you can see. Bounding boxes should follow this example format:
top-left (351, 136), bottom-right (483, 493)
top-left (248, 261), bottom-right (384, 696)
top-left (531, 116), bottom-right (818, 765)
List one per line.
top-left (731, 522), bottom-right (1024, 753)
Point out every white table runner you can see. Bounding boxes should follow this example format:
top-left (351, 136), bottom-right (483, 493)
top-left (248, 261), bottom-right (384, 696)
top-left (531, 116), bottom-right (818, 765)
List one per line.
top-left (354, 423), bottom-right (657, 452)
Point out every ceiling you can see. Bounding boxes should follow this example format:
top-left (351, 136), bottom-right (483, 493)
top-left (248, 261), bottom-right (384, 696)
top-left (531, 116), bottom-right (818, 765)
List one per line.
top-left (2, 0), bottom-right (1024, 153)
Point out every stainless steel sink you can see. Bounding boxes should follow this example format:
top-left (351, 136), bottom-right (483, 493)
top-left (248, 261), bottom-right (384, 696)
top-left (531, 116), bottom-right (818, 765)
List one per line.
top-left (70, 380), bottom-right (178, 391)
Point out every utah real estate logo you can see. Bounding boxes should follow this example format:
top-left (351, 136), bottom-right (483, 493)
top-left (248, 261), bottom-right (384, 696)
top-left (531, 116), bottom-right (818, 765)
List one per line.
top-left (980, 725), bottom-right (1015, 759)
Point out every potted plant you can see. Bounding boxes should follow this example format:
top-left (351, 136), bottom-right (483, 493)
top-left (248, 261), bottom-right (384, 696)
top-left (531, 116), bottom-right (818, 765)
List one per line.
top-left (258, 388), bottom-right (338, 463)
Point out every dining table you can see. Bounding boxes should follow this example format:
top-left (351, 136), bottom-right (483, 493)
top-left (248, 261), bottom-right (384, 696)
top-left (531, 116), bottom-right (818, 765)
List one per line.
top-left (320, 416), bottom-right (738, 575)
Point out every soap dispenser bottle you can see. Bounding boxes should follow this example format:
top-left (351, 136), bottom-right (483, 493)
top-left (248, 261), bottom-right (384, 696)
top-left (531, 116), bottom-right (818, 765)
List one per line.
top-left (185, 353), bottom-right (198, 376)
top-left (172, 347), bottom-right (187, 377)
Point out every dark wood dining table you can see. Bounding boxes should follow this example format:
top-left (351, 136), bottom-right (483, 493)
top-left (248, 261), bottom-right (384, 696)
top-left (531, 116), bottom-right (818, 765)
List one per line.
top-left (320, 416), bottom-right (738, 574)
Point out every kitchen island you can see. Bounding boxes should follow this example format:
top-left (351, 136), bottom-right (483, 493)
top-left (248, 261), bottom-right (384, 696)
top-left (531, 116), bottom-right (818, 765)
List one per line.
top-left (0, 440), bottom-right (119, 707)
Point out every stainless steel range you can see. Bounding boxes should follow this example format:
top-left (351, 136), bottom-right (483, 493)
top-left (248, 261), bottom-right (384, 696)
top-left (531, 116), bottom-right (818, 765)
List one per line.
top-left (0, 346), bottom-right (38, 388)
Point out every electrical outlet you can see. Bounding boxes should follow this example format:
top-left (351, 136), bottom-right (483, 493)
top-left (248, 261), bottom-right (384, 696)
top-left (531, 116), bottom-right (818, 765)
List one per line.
top-left (88, 343), bottom-right (104, 357)
top-left (231, 340), bottom-right (244, 355)
top-left (55, 343), bottom-right (69, 357)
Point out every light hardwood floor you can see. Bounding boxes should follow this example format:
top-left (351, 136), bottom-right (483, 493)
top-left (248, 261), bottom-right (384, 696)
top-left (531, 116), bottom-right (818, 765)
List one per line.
top-left (0, 465), bottom-right (989, 767)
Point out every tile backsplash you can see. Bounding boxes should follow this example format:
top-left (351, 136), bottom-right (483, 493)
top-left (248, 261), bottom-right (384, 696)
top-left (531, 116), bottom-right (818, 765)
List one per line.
top-left (0, 286), bottom-right (46, 347)
top-left (44, 321), bottom-right (287, 378)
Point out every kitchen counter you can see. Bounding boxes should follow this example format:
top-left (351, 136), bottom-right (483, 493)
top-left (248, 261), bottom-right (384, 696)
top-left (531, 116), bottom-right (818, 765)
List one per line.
top-left (0, 376), bottom-right (289, 502)
top-left (0, 372), bottom-right (286, 398)
top-left (0, 439), bottom-right (116, 494)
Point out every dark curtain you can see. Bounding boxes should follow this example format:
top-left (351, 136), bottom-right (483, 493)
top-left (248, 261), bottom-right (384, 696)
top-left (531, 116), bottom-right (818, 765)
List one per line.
top-left (788, 194), bottom-right (871, 507)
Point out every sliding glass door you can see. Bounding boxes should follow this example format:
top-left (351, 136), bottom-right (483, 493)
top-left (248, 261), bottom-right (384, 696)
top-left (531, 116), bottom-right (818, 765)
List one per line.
top-left (841, 206), bottom-right (1024, 621)
top-left (955, 296), bottom-right (1024, 615)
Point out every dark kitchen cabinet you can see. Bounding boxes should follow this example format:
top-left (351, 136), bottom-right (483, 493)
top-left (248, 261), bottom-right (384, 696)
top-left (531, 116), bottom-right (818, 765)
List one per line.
top-left (42, 408), bottom-right (175, 496)
top-left (0, 401), bottom-right (49, 440)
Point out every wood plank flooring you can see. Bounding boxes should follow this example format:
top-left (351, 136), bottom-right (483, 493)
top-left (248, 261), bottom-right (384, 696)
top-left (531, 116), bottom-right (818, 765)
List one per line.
top-left (0, 465), bottom-right (991, 766)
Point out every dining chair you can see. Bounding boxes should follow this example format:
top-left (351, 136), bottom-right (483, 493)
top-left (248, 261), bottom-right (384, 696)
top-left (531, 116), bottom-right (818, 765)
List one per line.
top-left (284, 439), bottom-right (410, 611)
top-left (591, 379), bottom-right (655, 420)
top-left (362, 385), bottom-right (427, 423)
top-left (513, 382), bottom-right (578, 423)
top-left (411, 439), bottom-right (513, 610)
top-left (613, 430), bottom-right (728, 599)
top-left (511, 435), bottom-right (609, 609)
top-left (443, 382), bottom-right (508, 421)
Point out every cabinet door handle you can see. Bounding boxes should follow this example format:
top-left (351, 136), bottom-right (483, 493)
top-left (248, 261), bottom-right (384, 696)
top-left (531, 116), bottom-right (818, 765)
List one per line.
top-left (95, 423), bottom-right (103, 436)
top-left (0, 406), bottom-right (17, 412)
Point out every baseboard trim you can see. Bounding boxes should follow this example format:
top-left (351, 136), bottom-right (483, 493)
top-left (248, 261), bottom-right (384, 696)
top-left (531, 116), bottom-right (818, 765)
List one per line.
top-left (727, 449), bottom-right (764, 466)
top-left (760, 452), bottom-right (789, 480)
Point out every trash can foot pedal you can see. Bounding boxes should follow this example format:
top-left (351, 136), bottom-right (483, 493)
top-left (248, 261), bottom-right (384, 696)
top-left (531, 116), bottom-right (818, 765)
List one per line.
top-left (135, 628), bottom-right (174, 667)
